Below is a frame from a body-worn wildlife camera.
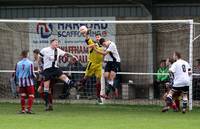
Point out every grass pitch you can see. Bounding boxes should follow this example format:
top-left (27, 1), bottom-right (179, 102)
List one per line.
top-left (0, 103), bottom-right (200, 129)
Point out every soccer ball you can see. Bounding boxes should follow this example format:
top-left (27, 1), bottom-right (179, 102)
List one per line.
top-left (79, 26), bottom-right (88, 34)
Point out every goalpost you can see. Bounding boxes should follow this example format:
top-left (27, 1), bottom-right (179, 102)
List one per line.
top-left (0, 19), bottom-right (195, 110)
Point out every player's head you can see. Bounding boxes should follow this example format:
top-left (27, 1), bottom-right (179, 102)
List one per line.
top-left (33, 49), bottom-right (40, 54)
top-left (50, 39), bottom-right (59, 49)
top-left (159, 59), bottom-right (166, 67)
top-left (95, 33), bottom-right (101, 42)
top-left (21, 50), bottom-right (29, 58)
top-left (166, 57), bottom-right (174, 66)
top-left (69, 57), bottom-right (77, 64)
top-left (173, 51), bottom-right (181, 61)
top-left (33, 49), bottom-right (40, 59)
top-left (99, 38), bottom-right (109, 47)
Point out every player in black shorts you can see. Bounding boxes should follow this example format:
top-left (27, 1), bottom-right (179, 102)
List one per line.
top-left (93, 38), bottom-right (121, 99)
top-left (40, 39), bottom-right (78, 111)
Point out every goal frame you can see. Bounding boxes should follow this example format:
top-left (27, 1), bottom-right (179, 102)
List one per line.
top-left (0, 19), bottom-right (194, 110)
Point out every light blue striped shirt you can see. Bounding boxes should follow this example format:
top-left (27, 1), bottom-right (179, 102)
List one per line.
top-left (16, 58), bottom-right (35, 87)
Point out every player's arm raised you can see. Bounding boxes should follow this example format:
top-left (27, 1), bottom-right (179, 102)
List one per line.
top-left (85, 38), bottom-right (96, 48)
top-left (79, 26), bottom-right (96, 48)
top-left (58, 49), bottom-right (78, 61)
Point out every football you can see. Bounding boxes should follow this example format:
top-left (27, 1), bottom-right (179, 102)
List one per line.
top-left (79, 25), bottom-right (88, 34)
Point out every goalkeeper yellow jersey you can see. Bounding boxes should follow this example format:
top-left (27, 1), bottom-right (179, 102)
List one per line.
top-left (85, 38), bottom-right (103, 64)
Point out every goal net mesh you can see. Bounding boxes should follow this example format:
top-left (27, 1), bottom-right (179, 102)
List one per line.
top-left (0, 20), bottom-right (199, 107)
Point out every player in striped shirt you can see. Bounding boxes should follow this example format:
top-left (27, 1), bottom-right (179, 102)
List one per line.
top-left (16, 50), bottom-right (35, 114)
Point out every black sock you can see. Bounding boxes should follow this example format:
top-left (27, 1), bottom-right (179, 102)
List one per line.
top-left (106, 85), bottom-right (112, 96)
top-left (182, 100), bottom-right (187, 109)
top-left (44, 92), bottom-right (49, 108)
top-left (80, 78), bottom-right (87, 86)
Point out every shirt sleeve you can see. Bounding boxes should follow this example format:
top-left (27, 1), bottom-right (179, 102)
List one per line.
top-left (85, 38), bottom-right (95, 46)
top-left (106, 43), bottom-right (114, 53)
top-left (30, 62), bottom-right (36, 78)
top-left (169, 63), bottom-right (176, 73)
top-left (57, 48), bottom-right (66, 56)
top-left (156, 68), bottom-right (161, 81)
top-left (40, 48), bottom-right (45, 57)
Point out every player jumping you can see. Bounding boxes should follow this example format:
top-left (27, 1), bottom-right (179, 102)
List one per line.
top-left (93, 38), bottom-right (121, 99)
top-left (78, 27), bottom-right (104, 104)
top-left (40, 39), bottom-right (77, 111)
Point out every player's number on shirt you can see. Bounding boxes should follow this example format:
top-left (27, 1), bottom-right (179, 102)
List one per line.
top-left (182, 64), bottom-right (186, 72)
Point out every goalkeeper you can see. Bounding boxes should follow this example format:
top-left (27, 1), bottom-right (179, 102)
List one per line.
top-left (78, 29), bottom-right (104, 104)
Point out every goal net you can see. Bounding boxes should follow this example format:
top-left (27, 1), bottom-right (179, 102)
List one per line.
top-left (0, 19), bottom-right (198, 110)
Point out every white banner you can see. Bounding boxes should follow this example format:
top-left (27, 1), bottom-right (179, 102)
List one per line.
top-left (29, 17), bottom-right (116, 66)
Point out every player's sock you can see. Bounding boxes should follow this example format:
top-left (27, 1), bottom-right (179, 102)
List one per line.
top-left (166, 95), bottom-right (173, 106)
top-left (48, 93), bottom-right (53, 105)
top-left (64, 78), bottom-right (71, 85)
top-left (182, 100), bottom-right (187, 113)
top-left (27, 95), bottom-right (34, 111)
top-left (175, 99), bottom-right (180, 111)
top-left (20, 96), bottom-right (26, 111)
top-left (64, 79), bottom-right (75, 89)
top-left (96, 82), bottom-right (101, 98)
top-left (182, 100), bottom-right (187, 109)
top-left (171, 102), bottom-right (178, 111)
top-left (105, 85), bottom-right (112, 96)
top-left (77, 78), bottom-right (87, 91)
top-left (44, 92), bottom-right (49, 108)
top-left (80, 78), bottom-right (87, 85)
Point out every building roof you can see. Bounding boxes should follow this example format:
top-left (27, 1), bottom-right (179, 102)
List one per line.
top-left (0, 0), bottom-right (140, 6)
top-left (0, 0), bottom-right (199, 6)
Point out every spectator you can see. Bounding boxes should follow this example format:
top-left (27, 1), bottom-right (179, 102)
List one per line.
top-left (9, 72), bottom-right (18, 98)
top-left (33, 49), bottom-right (42, 98)
top-left (193, 59), bottom-right (200, 100)
top-left (154, 59), bottom-right (169, 99)
top-left (33, 49), bottom-right (42, 72)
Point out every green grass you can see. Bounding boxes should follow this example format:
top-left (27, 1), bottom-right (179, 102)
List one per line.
top-left (0, 103), bottom-right (200, 129)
